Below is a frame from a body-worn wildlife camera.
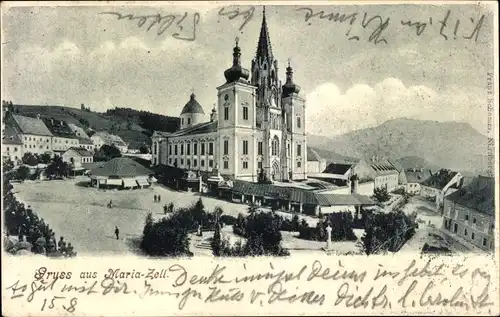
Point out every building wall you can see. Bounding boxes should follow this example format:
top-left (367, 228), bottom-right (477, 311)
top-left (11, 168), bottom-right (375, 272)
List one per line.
top-left (443, 198), bottom-right (495, 251)
top-left (21, 134), bottom-right (52, 154)
top-left (374, 173), bottom-right (399, 192)
top-left (165, 132), bottom-right (218, 173)
top-left (319, 181), bottom-right (374, 196)
top-left (307, 161), bottom-right (321, 174)
top-left (405, 183), bottom-right (422, 195)
top-left (51, 136), bottom-right (79, 153)
top-left (2, 144), bottom-right (22, 164)
top-left (180, 113), bottom-right (205, 129)
top-left (62, 150), bottom-right (93, 164)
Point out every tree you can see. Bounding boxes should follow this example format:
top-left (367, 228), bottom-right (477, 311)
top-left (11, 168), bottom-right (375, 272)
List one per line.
top-left (140, 213), bottom-right (192, 257)
top-left (95, 144), bottom-right (121, 161)
top-left (22, 152), bottom-right (39, 166)
top-left (16, 166), bottom-right (30, 181)
top-left (374, 187), bottom-right (390, 203)
top-left (2, 157), bottom-right (14, 173)
top-left (39, 153), bottom-right (52, 164)
top-left (46, 155), bottom-right (69, 178)
top-left (139, 144), bottom-right (149, 154)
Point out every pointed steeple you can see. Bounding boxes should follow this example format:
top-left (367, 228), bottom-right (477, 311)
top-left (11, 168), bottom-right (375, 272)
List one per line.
top-left (255, 6), bottom-right (273, 61)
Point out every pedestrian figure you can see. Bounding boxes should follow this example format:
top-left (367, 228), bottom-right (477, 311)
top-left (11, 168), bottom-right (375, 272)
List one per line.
top-left (154, 194), bottom-right (157, 203)
top-left (158, 195), bottom-right (161, 203)
top-left (115, 226), bottom-right (120, 240)
top-left (163, 204), bottom-right (168, 215)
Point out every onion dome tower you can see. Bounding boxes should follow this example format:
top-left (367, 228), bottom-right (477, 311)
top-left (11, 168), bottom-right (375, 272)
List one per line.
top-left (224, 37), bottom-right (250, 83)
top-left (180, 92), bottom-right (205, 129)
top-left (282, 59), bottom-right (301, 97)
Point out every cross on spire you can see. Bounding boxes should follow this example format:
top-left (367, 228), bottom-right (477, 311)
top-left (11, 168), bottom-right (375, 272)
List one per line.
top-left (288, 58), bottom-right (291, 67)
top-left (235, 37), bottom-right (239, 47)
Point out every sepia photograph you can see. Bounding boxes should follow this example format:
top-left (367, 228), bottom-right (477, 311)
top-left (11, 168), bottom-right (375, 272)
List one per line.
top-left (1, 1), bottom-right (498, 316)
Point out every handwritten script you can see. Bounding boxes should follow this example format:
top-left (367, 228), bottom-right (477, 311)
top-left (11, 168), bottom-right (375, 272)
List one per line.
top-left (4, 259), bottom-right (495, 314)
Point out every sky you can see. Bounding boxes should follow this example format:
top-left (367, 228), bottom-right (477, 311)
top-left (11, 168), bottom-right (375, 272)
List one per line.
top-left (1, 2), bottom-right (496, 137)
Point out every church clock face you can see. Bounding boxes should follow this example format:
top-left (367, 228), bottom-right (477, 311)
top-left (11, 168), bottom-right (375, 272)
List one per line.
top-left (224, 94), bottom-right (229, 101)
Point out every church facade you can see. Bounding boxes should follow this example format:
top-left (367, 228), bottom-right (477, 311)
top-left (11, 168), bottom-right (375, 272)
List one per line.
top-left (152, 9), bottom-right (307, 182)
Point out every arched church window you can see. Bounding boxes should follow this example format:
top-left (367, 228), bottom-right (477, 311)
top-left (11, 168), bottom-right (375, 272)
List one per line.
top-left (272, 136), bottom-right (279, 156)
top-left (263, 63), bottom-right (267, 71)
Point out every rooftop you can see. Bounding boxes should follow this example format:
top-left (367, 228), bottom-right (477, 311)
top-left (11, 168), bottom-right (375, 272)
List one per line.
top-left (445, 176), bottom-right (494, 215)
top-left (66, 147), bottom-right (93, 157)
top-left (323, 163), bottom-right (353, 175)
top-left (171, 121), bottom-right (217, 137)
top-left (180, 93), bottom-right (205, 115)
top-left (405, 168), bottom-right (432, 184)
top-left (11, 114), bottom-right (53, 136)
top-left (421, 169), bottom-right (459, 190)
top-left (42, 117), bottom-right (77, 138)
top-left (2, 126), bottom-right (23, 145)
top-left (90, 157), bottom-right (153, 177)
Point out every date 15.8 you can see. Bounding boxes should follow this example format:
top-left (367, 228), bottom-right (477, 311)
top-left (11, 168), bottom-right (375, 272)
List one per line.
top-left (41, 296), bottom-right (78, 313)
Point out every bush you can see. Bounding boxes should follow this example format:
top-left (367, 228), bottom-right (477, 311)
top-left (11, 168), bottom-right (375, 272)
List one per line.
top-left (220, 214), bottom-right (237, 226)
top-left (374, 187), bottom-right (390, 203)
top-left (298, 212), bottom-right (357, 242)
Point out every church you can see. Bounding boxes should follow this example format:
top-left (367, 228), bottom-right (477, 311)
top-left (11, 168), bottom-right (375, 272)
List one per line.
top-left (152, 8), bottom-right (307, 182)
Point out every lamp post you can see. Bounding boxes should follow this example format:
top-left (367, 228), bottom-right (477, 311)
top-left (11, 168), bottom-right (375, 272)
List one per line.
top-left (326, 223), bottom-right (332, 250)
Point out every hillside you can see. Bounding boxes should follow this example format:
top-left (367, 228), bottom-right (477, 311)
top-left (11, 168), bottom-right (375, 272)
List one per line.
top-left (307, 118), bottom-right (490, 174)
top-left (308, 146), bottom-right (359, 164)
top-left (395, 156), bottom-right (440, 171)
top-left (11, 104), bottom-right (180, 149)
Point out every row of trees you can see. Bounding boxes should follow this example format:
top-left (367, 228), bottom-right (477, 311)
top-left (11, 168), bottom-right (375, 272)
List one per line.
top-left (3, 171), bottom-right (76, 257)
top-left (213, 204), bottom-right (289, 257)
top-left (5, 153), bottom-right (72, 181)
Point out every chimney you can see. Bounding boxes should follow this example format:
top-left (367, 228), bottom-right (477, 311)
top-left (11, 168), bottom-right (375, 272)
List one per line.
top-left (210, 104), bottom-right (217, 122)
top-left (51, 118), bottom-right (54, 125)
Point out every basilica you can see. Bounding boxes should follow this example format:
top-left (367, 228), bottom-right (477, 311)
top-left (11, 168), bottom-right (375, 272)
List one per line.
top-left (152, 8), bottom-right (307, 182)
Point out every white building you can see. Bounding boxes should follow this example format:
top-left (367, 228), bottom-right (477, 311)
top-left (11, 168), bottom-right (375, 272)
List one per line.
top-left (91, 131), bottom-right (128, 153)
top-left (420, 170), bottom-right (463, 209)
top-left (8, 114), bottom-right (54, 155)
top-left (153, 9), bottom-right (307, 182)
top-left (62, 147), bottom-right (94, 164)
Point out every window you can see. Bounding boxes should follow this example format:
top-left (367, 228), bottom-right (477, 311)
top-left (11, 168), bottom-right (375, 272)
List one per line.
top-left (181, 159), bottom-right (184, 165)
top-left (297, 144), bottom-right (302, 156)
top-left (24, 137), bottom-right (27, 141)
top-left (169, 158), bottom-right (172, 164)
top-left (297, 116), bottom-right (301, 128)
top-left (473, 217), bottom-right (477, 224)
top-left (464, 229), bottom-right (468, 237)
top-left (471, 232), bottom-right (475, 240)
top-left (181, 118), bottom-right (184, 125)
top-left (193, 159), bottom-right (197, 167)
top-left (188, 118), bottom-right (191, 125)
top-left (209, 143), bottom-right (214, 155)
top-left (181, 144), bottom-right (184, 155)
top-left (201, 143), bottom-right (205, 155)
top-left (243, 161), bottom-right (248, 169)
top-left (465, 214), bottom-right (469, 221)
top-left (258, 161), bottom-right (262, 169)
top-left (193, 143), bottom-right (198, 155)
top-left (175, 145), bottom-right (178, 155)
top-left (187, 143), bottom-right (191, 155)
top-left (297, 161), bottom-right (301, 168)
top-left (201, 160), bottom-right (205, 167)
top-left (187, 159), bottom-right (191, 167)
top-left (224, 107), bottom-right (229, 120)
top-left (243, 106), bottom-right (249, 120)
top-left (258, 142), bottom-right (263, 155)
top-left (243, 140), bottom-right (248, 155)
top-left (6, 147), bottom-right (9, 152)
top-left (169, 145), bottom-right (172, 155)
top-left (209, 160), bottom-right (213, 167)
top-left (483, 238), bottom-right (487, 246)
top-left (271, 136), bottom-right (279, 156)
top-left (223, 161), bottom-right (229, 169)
top-left (153, 143), bottom-right (157, 155)
top-left (223, 140), bottom-right (229, 155)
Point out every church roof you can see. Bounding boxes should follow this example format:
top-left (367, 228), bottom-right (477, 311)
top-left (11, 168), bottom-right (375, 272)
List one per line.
top-left (171, 121), bottom-right (217, 137)
top-left (181, 93), bottom-right (205, 115)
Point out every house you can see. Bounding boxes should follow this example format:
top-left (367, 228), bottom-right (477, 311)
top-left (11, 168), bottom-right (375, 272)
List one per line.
top-left (43, 118), bottom-right (80, 154)
top-left (306, 148), bottom-right (327, 174)
top-left (420, 169), bottom-right (463, 209)
top-left (352, 157), bottom-right (399, 192)
top-left (62, 147), bottom-right (94, 164)
top-left (1, 125), bottom-right (23, 165)
top-left (77, 138), bottom-right (94, 152)
top-left (388, 160), bottom-right (407, 185)
top-left (91, 131), bottom-right (128, 153)
top-left (320, 162), bottom-right (354, 186)
top-left (404, 168), bottom-right (432, 195)
top-left (8, 114), bottom-right (54, 155)
top-left (68, 124), bottom-right (94, 152)
top-left (442, 176), bottom-right (495, 252)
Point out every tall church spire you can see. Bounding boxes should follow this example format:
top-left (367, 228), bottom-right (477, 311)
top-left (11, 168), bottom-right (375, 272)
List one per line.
top-left (255, 6), bottom-right (273, 61)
